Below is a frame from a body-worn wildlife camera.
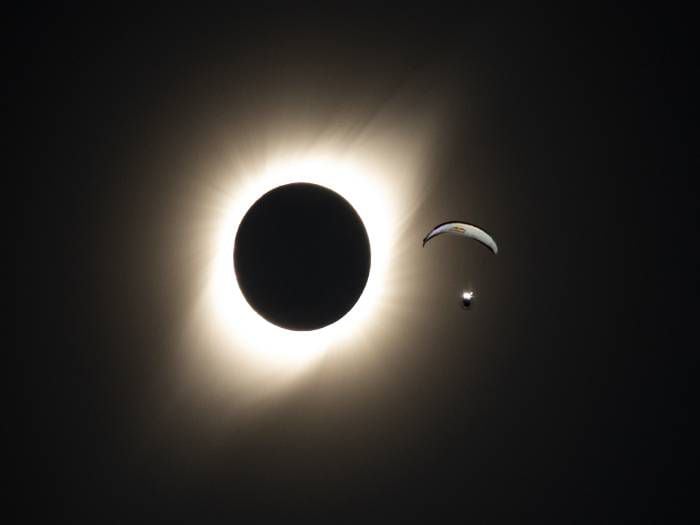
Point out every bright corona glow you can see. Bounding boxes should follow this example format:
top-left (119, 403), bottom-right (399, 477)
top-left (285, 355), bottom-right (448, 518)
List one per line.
top-left (204, 154), bottom-right (397, 372)
top-left (182, 110), bottom-right (440, 394)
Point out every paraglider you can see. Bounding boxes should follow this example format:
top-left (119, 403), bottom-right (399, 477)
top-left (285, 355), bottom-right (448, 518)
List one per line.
top-left (423, 221), bottom-right (498, 309)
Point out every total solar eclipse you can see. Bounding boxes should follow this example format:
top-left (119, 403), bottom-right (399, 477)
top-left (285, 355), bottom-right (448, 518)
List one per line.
top-left (234, 182), bottom-right (371, 331)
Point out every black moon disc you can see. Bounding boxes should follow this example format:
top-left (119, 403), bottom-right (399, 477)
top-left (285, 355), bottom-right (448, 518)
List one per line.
top-left (234, 182), bottom-right (371, 331)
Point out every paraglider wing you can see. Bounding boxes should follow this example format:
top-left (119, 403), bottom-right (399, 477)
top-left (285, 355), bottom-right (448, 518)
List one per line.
top-left (422, 221), bottom-right (498, 254)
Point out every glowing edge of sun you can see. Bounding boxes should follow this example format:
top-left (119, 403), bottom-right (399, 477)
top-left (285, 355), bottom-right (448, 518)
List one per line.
top-left (206, 154), bottom-right (395, 372)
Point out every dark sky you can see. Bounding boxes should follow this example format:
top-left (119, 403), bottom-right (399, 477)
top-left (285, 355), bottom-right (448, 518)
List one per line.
top-left (16, 6), bottom-right (694, 522)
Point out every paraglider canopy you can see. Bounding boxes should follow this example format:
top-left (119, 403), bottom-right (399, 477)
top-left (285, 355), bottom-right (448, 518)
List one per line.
top-left (422, 221), bottom-right (498, 254)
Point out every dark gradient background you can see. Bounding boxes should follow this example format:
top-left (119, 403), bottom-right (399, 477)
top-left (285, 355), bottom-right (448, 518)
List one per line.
top-left (16, 6), bottom-right (694, 522)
